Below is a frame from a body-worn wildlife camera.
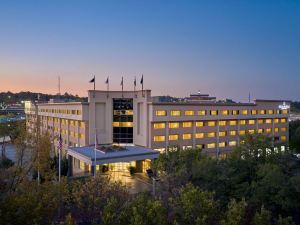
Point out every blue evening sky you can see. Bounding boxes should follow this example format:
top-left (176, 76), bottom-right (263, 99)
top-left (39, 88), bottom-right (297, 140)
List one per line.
top-left (0, 0), bottom-right (299, 101)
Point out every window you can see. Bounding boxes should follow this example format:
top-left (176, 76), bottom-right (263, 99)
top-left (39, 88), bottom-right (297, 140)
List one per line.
top-left (229, 141), bottom-right (237, 147)
top-left (80, 121), bottom-right (85, 128)
top-left (258, 119), bottom-right (263, 124)
top-left (259, 110), bottom-right (266, 115)
top-left (230, 130), bottom-right (236, 136)
top-left (251, 110), bottom-right (257, 115)
top-left (239, 130), bottom-right (246, 135)
top-left (171, 110), bottom-right (181, 116)
top-left (258, 129), bottom-right (263, 134)
top-left (210, 110), bottom-right (218, 115)
top-left (274, 128), bottom-right (279, 133)
top-left (196, 121), bottom-right (204, 127)
top-left (169, 122), bottom-right (179, 129)
top-left (219, 131), bottom-right (226, 136)
top-left (207, 143), bottom-right (216, 148)
top-left (198, 110), bottom-right (206, 116)
top-left (274, 119), bottom-right (279, 123)
top-left (219, 121), bottom-right (226, 126)
top-left (185, 111), bottom-right (194, 116)
top-left (196, 144), bottom-right (204, 150)
top-left (281, 118), bottom-right (287, 123)
top-left (265, 119), bottom-right (272, 124)
top-left (183, 133), bottom-right (192, 140)
top-left (169, 135), bottom-right (178, 141)
top-left (195, 133), bottom-right (204, 139)
top-left (229, 120), bottom-right (237, 126)
top-left (240, 120), bottom-right (246, 125)
top-left (219, 142), bottom-right (226, 148)
top-left (221, 110), bottom-right (229, 115)
top-left (282, 109), bottom-right (288, 114)
top-left (241, 110), bottom-right (248, 115)
top-left (154, 136), bottom-right (165, 142)
top-left (113, 122), bottom-right (133, 127)
top-left (155, 110), bottom-right (166, 116)
top-left (208, 121), bottom-right (216, 126)
top-left (265, 128), bottom-right (272, 133)
top-left (281, 127), bottom-right (287, 132)
top-left (248, 120), bottom-right (255, 125)
top-left (232, 110), bottom-right (239, 115)
top-left (183, 122), bottom-right (192, 128)
top-left (248, 129), bottom-right (255, 134)
top-left (268, 110), bottom-right (274, 115)
top-left (281, 135), bottom-right (287, 141)
top-left (153, 123), bottom-right (165, 129)
top-left (207, 132), bottom-right (216, 138)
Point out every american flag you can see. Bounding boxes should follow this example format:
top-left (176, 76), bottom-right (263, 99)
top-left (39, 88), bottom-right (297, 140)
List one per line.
top-left (58, 134), bottom-right (62, 151)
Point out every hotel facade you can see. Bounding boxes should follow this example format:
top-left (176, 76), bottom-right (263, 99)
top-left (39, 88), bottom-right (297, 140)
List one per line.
top-left (25, 89), bottom-right (290, 175)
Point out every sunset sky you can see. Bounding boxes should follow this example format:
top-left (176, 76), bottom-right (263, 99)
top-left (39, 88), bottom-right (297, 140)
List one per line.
top-left (0, 0), bottom-right (299, 101)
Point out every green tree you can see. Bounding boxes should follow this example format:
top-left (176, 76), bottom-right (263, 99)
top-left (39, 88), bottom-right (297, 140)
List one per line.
top-left (220, 198), bottom-right (248, 225)
top-left (251, 206), bottom-right (271, 225)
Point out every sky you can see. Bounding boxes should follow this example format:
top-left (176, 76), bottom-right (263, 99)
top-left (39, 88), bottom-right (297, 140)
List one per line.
top-left (0, 0), bottom-right (299, 101)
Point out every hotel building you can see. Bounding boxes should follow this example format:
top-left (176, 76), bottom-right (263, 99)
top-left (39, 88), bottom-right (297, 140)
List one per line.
top-left (25, 89), bottom-right (290, 175)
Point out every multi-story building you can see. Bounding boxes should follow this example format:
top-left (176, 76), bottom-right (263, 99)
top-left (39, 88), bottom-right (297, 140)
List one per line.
top-left (25, 89), bottom-right (290, 175)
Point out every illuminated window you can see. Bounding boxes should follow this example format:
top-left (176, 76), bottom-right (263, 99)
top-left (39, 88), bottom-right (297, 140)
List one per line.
top-left (75, 121), bottom-right (79, 126)
top-left (232, 110), bottom-right (239, 115)
top-left (230, 131), bottom-right (236, 136)
top-left (282, 109), bottom-right (288, 114)
top-left (248, 120), bottom-right (255, 125)
top-left (169, 122), bottom-right (180, 129)
top-left (183, 122), bottom-right (192, 128)
top-left (207, 143), bottom-right (216, 149)
top-left (239, 130), bottom-right (246, 135)
top-left (281, 135), bottom-right (287, 141)
top-left (229, 141), bottom-right (237, 147)
top-left (195, 133), bottom-right (204, 139)
top-left (241, 110), bottom-right (248, 115)
top-left (266, 128), bottom-right (272, 133)
top-left (219, 131), bottom-right (226, 137)
top-left (229, 120), bottom-right (237, 126)
top-left (258, 129), bottom-right (263, 134)
top-left (274, 128), bottom-right (279, 133)
top-left (198, 110), bottom-right (206, 116)
top-left (274, 119), bottom-right (279, 123)
top-left (154, 136), bottom-right (165, 142)
top-left (281, 127), bottom-right (287, 132)
top-left (207, 132), bottom-right (216, 138)
top-left (268, 110), bottom-right (274, 115)
top-left (265, 119), bottom-right (272, 124)
top-left (248, 129), bottom-right (255, 134)
top-left (169, 135), bottom-right (178, 141)
top-left (240, 120), bottom-right (246, 125)
top-left (155, 110), bottom-right (166, 116)
top-left (251, 110), bottom-right (257, 115)
top-left (221, 110), bottom-right (229, 115)
top-left (196, 121), bottom-right (204, 127)
top-left (259, 110), bottom-right (266, 115)
top-left (185, 111), bottom-right (194, 116)
top-left (70, 120), bottom-right (74, 126)
top-left (258, 119), bottom-right (263, 124)
top-left (113, 122), bottom-right (133, 127)
top-left (183, 133), bottom-right (192, 140)
top-left (153, 123), bottom-right (166, 129)
top-left (196, 144), bottom-right (204, 150)
top-left (210, 110), bottom-right (218, 115)
top-left (171, 110), bottom-right (181, 116)
top-left (80, 121), bottom-right (85, 128)
top-left (219, 121), bottom-right (226, 126)
top-left (219, 142), bottom-right (226, 148)
top-left (281, 118), bottom-right (287, 123)
top-left (208, 121), bottom-right (216, 126)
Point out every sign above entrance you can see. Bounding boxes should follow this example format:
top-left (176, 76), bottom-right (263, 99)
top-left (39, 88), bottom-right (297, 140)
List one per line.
top-left (278, 102), bottom-right (290, 110)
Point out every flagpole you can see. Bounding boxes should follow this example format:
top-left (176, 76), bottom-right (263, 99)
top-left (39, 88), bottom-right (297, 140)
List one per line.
top-left (93, 76), bottom-right (96, 98)
top-left (59, 134), bottom-right (61, 182)
top-left (94, 128), bottom-right (97, 177)
top-left (121, 76), bottom-right (124, 98)
top-left (134, 76), bottom-right (136, 98)
top-left (106, 77), bottom-right (109, 98)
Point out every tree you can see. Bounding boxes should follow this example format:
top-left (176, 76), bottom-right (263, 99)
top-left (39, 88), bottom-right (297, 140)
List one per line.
top-left (251, 206), bottom-right (271, 225)
top-left (220, 198), bottom-right (248, 225)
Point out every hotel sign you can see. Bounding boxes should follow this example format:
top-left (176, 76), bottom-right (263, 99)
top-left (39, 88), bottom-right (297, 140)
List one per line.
top-left (278, 102), bottom-right (290, 110)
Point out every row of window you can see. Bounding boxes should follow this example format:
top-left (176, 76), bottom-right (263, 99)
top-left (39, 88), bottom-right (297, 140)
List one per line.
top-left (153, 118), bottom-right (287, 129)
top-left (40, 116), bottom-right (86, 128)
top-left (52, 127), bottom-right (85, 139)
top-left (155, 109), bottom-right (288, 117)
top-left (39, 108), bottom-right (82, 115)
top-left (155, 136), bottom-right (287, 152)
top-left (153, 128), bottom-right (287, 142)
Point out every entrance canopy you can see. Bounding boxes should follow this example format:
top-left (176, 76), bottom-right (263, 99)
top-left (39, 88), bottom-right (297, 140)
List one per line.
top-left (68, 145), bottom-right (159, 165)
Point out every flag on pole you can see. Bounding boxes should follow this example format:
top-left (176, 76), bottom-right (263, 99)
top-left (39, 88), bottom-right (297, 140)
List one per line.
top-left (90, 76), bottom-right (96, 98)
top-left (105, 77), bottom-right (109, 98)
top-left (140, 74), bottom-right (144, 97)
top-left (105, 77), bottom-right (109, 84)
top-left (134, 77), bottom-right (136, 87)
top-left (134, 76), bottom-right (137, 97)
top-left (121, 76), bottom-right (124, 97)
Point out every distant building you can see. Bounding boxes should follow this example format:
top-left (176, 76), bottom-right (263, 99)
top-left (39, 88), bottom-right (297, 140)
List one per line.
top-left (25, 89), bottom-right (290, 176)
